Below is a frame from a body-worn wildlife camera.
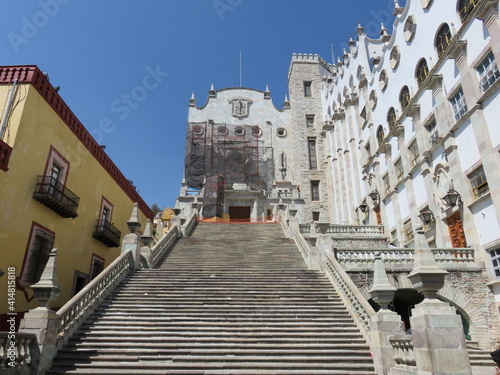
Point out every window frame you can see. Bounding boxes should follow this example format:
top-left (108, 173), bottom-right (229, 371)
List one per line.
top-left (304, 81), bottom-right (312, 97)
top-left (458, 0), bottom-right (478, 22)
top-left (400, 86), bottom-right (411, 110)
top-left (387, 107), bottom-right (397, 129)
top-left (489, 248), bottom-right (500, 278)
top-left (308, 138), bottom-right (318, 170)
top-left (449, 87), bottom-right (468, 122)
top-left (468, 165), bottom-right (489, 199)
top-left (89, 253), bottom-right (105, 281)
top-left (394, 158), bottom-right (404, 182)
top-left (435, 23), bottom-right (452, 57)
top-left (20, 222), bottom-right (55, 287)
top-left (416, 59), bottom-right (429, 87)
top-left (306, 114), bottom-right (315, 128)
top-left (476, 51), bottom-right (500, 92)
top-left (310, 180), bottom-right (320, 201)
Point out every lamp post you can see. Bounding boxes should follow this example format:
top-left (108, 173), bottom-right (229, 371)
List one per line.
top-left (359, 202), bottom-right (368, 212)
top-left (369, 190), bottom-right (380, 204)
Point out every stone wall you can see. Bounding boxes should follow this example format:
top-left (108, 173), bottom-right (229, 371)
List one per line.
top-left (347, 269), bottom-right (500, 349)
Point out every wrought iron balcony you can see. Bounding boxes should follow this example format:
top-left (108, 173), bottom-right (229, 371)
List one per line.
top-left (33, 175), bottom-right (79, 218)
top-left (92, 219), bottom-right (121, 247)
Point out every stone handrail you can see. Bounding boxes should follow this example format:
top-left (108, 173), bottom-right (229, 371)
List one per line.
top-left (290, 223), bottom-right (310, 261)
top-left (389, 334), bottom-right (417, 369)
top-left (299, 224), bottom-right (385, 236)
top-left (182, 209), bottom-right (198, 237)
top-left (150, 225), bottom-right (180, 268)
top-left (56, 249), bottom-right (135, 347)
top-left (326, 224), bottom-right (385, 236)
top-left (324, 250), bottom-right (376, 338)
top-left (0, 332), bottom-right (39, 371)
top-left (335, 247), bottom-right (474, 269)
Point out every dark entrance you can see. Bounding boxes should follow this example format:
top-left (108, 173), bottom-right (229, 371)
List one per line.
top-left (229, 206), bottom-right (251, 222)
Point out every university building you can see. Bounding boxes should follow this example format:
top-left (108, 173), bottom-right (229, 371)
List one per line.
top-left (177, 0), bottom-right (500, 339)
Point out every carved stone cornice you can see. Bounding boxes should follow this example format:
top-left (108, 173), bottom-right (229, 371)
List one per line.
top-left (448, 40), bottom-right (468, 66)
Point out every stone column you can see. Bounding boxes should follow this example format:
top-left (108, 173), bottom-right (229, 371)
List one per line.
top-left (122, 203), bottom-right (142, 269)
top-left (408, 229), bottom-right (472, 375)
top-left (369, 252), bottom-right (401, 375)
top-left (140, 219), bottom-right (153, 268)
top-left (19, 248), bottom-right (61, 375)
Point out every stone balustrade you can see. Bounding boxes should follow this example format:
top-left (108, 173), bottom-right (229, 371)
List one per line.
top-left (335, 247), bottom-right (475, 270)
top-left (186, 189), bottom-right (202, 197)
top-left (56, 250), bottom-right (135, 347)
top-left (324, 251), bottom-right (376, 338)
top-left (150, 225), bottom-right (180, 267)
top-left (299, 224), bottom-right (385, 237)
top-left (0, 332), bottom-right (39, 372)
top-left (389, 334), bottom-right (417, 372)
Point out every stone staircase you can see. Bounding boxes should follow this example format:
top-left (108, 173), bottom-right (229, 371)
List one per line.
top-left (48, 222), bottom-right (376, 374)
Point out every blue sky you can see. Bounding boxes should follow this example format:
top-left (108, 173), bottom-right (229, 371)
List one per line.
top-left (1, 0), bottom-right (398, 209)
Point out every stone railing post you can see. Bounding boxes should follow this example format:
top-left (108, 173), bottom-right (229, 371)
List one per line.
top-left (19, 248), bottom-right (61, 375)
top-left (316, 233), bottom-right (331, 271)
top-left (122, 203), bottom-right (143, 269)
top-left (140, 219), bottom-right (153, 268)
top-left (369, 252), bottom-right (402, 375)
top-left (408, 228), bottom-right (472, 375)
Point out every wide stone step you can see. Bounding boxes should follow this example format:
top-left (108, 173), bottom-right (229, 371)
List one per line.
top-left (48, 360), bottom-right (376, 371)
top-left (48, 368), bottom-right (376, 375)
top-left (81, 321), bottom-right (355, 329)
top-left (52, 354), bottom-right (374, 363)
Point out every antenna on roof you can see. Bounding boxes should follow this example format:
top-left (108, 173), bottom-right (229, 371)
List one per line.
top-left (240, 50), bottom-right (242, 87)
top-left (331, 44), bottom-right (335, 65)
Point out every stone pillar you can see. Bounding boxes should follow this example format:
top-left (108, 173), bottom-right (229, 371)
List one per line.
top-left (122, 203), bottom-right (142, 269)
top-left (408, 229), bottom-right (472, 375)
top-left (369, 252), bottom-right (401, 375)
top-left (140, 219), bottom-right (153, 268)
top-left (19, 248), bottom-right (61, 375)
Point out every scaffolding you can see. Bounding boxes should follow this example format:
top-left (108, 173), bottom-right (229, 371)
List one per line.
top-left (184, 121), bottom-right (274, 218)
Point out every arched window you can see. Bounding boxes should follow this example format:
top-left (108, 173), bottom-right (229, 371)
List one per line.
top-left (435, 24), bottom-right (452, 57)
top-left (458, 0), bottom-right (478, 22)
top-left (416, 58), bottom-right (429, 86)
top-left (376, 126), bottom-right (385, 148)
top-left (387, 107), bottom-right (397, 129)
top-left (400, 86), bottom-right (411, 110)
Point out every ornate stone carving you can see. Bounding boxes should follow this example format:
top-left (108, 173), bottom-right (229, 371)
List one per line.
top-left (228, 97), bottom-right (252, 119)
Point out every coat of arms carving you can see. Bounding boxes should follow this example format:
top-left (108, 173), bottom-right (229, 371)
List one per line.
top-left (229, 98), bottom-right (252, 119)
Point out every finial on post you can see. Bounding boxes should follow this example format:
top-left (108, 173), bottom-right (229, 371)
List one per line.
top-left (31, 248), bottom-right (60, 310)
top-left (369, 252), bottom-right (397, 312)
top-left (127, 203), bottom-right (141, 233)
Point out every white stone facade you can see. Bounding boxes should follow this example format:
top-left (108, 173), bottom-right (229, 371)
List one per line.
top-left (300, 0), bottom-right (500, 306)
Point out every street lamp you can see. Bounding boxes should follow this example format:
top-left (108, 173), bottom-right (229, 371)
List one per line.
top-left (442, 189), bottom-right (462, 207)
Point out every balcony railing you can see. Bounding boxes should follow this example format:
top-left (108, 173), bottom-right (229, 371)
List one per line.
top-left (0, 139), bottom-right (12, 172)
top-left (92, 219), bottom-right (121, 247)
top-left (33, 175), bottom-right (79, 218)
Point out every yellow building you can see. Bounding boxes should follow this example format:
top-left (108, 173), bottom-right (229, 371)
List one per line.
top-left (0, 65), bottom-right (153, 328)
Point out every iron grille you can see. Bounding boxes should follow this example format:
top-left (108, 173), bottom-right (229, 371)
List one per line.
top-left (33, 175), bottom-right (79, 218)
top-left (92, 219), bottom-right (121, 247)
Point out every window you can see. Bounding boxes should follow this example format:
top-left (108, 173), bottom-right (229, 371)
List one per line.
top-left (476, 51), bottom-right (500, 92)
top-left (416, 59), bottom-right (429, 86)
top-left (251, 126), bottom-right (262, 137)
top-left (387, 107), bottom-right (397, 129)
top-left (435, 24), bottom-right (452, 57)
top-left (234, 126), bottom-right (245, 136)
top-left (311, 180), bottom-right (320, 201)
top-left (306, 115), bottom-right (315, 128)
top-left (404, 220), bottom-right (414, 242)
top-left (468, 166), bottom-right (489, 199)
top-left (394, 158), bottom-right (404, 182)
top-left (450, 87), bottom-right (468, 121)
top-left (490, 248), bottom-right (500, 278)
top-left (379, 69), bottom-right (388, 91)
top-left (21, 224), bottom-right (55, 286)
top-left (458, 0), bottom-right (478, 22)
top-left (308, 138), bottom-right (317, 170)
top-left (390, 46), bottom-right (401, 69)
top-left (400, 86), bottom-right (411, 110)
top-left (304, 81), bottom-right (312, 97)
top-left (376, 126), bottom-right (385, 148)
top-left (403, 15), bottom-right (417, 42)
top-left (276, 127), bottom-right (287, 137)
top-left (72, 270), bottom-right (88, 296)
top-left (312, 211), bottom-right (320, 221)
top-left (425, 118), bottom-right (439, 146)
top-left (217, 126), bottom-right (228, 136)
top-left (408, 141), bottom-right (419, 166)
top-left (369, 90), bottom-right (377, 110)
top-left (383, 173), bottom-right (390, 194)
top-left (89, 254), bottom-right (105, 281)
